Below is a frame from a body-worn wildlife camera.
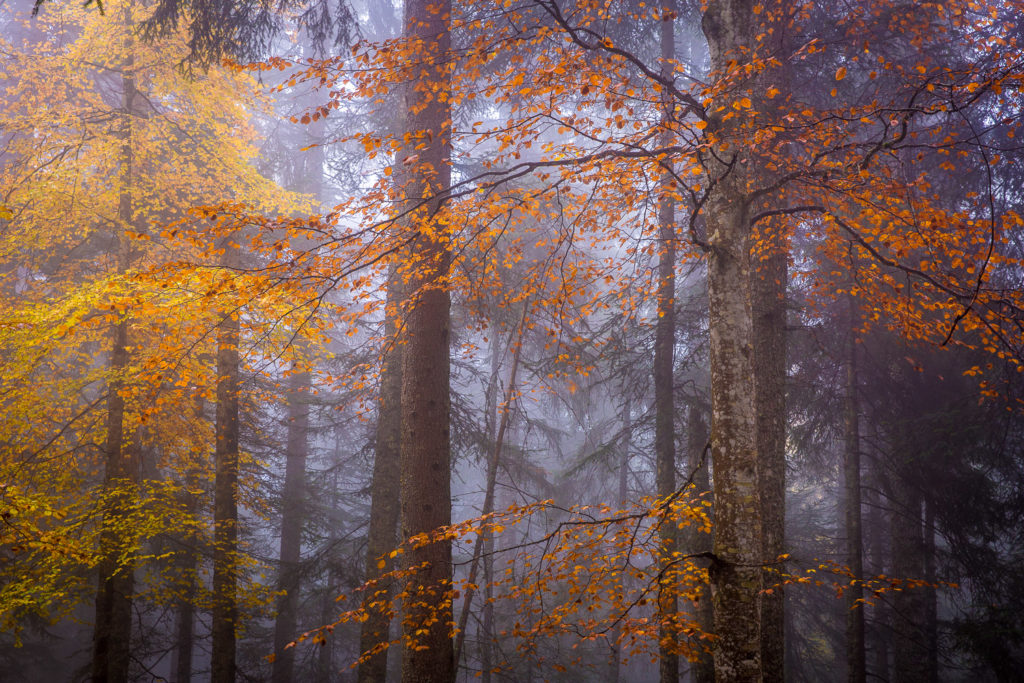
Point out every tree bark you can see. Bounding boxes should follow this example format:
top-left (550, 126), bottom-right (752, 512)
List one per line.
top-left (891, 490), bottom-right (927, 682)
top-left (751, 219), bottom-right (787, 683)
top-left (358, 283), bottom-right (403, 683)
top-left (702, 146), bottom-right (761, 683)
top-left (655, 4), bottom-right (679, 682)
top-left (398, 0), bottom-right (454, 681)
top-left (272, 363), bottom-right (311, 683)
top-left (844, 295), bottom-right (866, 683)
top-left (212, 296), bottom-right (241, 683)
top-left (686, 405), bottom-right (714, 683)
top-left (923, 497), bottom-right (938, 683)
top-left (92, 23), bottom-right (137, 681)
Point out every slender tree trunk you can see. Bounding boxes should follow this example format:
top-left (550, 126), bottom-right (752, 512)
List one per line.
top-left (398, 1), bottom-right (454, 681)
top-left (686, 405), bottom-right (714, 683)
top-left (272, 363), bottom-right (311, 683)
top-left (609, 394), bottom-right (632, 683)
top-left (844, 295), bottom-right (866, 683)
top-left (212, 293), bottom-right (241, 683)
top-left (92, 24), bottom-right (136, 682)
top-left (480, 328), bottom-right (502, 683)
top-left (172, 460), bottom-right (199, 683)
top-left (454, 314), bottom-right (525, 671)
top-left (655, 4), bottom-right (679, 681)
top-left (358, 271), bottom-right (403, 683)
top-left (924, 498), bottom-right (938, 683)
top-left (865, 456), bottom-right (890, 681)
top-left (891, 491), bottom-right (926, 682)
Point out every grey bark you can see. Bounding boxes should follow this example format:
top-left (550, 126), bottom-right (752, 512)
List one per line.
top-left (272, 364), bottom-right (311, 683)
top-left (212, 290), bottom-right (241, 683)
top-left (655, 3), bottom-right (679, 682)
top-left (686, 405), bottom-right (714, 683)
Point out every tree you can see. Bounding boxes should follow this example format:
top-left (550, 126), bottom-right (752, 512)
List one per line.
top-left (394, 0), bottom-right (455, 681)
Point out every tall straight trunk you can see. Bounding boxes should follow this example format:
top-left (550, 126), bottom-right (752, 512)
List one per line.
top-left (865, 456), bottom-right (890, 681)
top-left (480, 328), bottom-right (502, 683)
top-left (923, 498), bottom-right (938, 683)
top-left (655, 4), bottom-right (679, 682)
top-left (609, 395), bottom-right (632, 683)
top-left (172, 453), bottom-right (200, 683)
top-left (751, 220), bottom-right (787, 682)
top-left (844, 296), bottom-right (866, 683)
top-left (92, 21), bottom-right (136, 682)
top-left (398, 0), bottom-right (454, 681)
top-left (212, 299), bottom-right (241, 683)
top-left (891, 490), bottom-right (926, 682)
top-left (686, 405), bottom-right (714, 683)
top-left (702, 157), bottom-right (761, 681)
top-left (358, 271), bottom-right (403, 683)
top-left (272, 364), bottom-right (311, 683)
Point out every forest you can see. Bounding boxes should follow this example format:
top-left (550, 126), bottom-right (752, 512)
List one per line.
top-left (1, 0), bottom-right (1022, 681)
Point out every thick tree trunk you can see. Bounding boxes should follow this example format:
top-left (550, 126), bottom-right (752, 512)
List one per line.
top-left (212, 303), bottom-right (240, 683)
top-left (398, 0), bottom-right (454, 681)
top-left (704, 176), bottom-right (761, 682)
top-left (92, 32), bottom-right (137, 683)
top-left (686, 405), bottom-right (714, 683)
top-left (655, 4), bottom-right (679, 682)
top-left (844, 296), bottom-right (866, 683)
top-left (358, 287), bottom-right (403, 683)
top-left (272, 364), bottom-right (311, 683)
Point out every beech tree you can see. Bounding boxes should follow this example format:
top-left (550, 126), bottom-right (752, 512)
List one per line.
top-left (3, 0), bottom-right (1024, 679)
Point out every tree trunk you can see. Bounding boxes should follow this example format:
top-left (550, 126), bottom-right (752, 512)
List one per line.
top-left (358, 283), bottom-right (403, 683)
top-left (212, 299), bottom-right (241, 683)
top-left (686, 405), bottom-right (714, 683)
top-left (92, 25), bottom-right (137, 682)
top-left (844, 295), bottom-right (866, 683)
top-left (751, 219), bottom-right (787, 683)
top-left (891, 490), bottom-right (927, 682)
top-left (655, 4), bottom-right (679, 682)
top-left (701, 3), bottom-right (769, 678)
top-left (272, 363), bottom-right (311, 683)
top-left (454, 313), bottom-right (525, 672)
top-left (703, 157), bottom-right (761, 683)
top-left (924, 497), bottom-right (938, 683)
top-left (398, 0), bottom-right (454, 681)
top-left (172, 456), bottom-right (200, 683)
